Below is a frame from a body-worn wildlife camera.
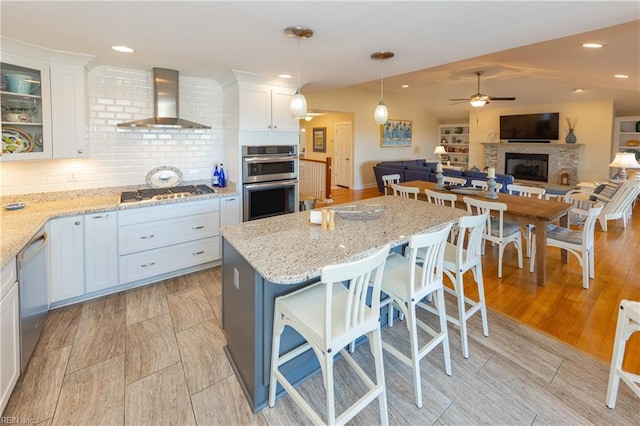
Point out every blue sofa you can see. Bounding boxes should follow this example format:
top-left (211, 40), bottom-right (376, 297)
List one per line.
top-left (373, 160), bottom-right (514, 193)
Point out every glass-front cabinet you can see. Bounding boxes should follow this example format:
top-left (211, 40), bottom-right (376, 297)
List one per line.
top-left (1, 53), bottom-right (53, 160)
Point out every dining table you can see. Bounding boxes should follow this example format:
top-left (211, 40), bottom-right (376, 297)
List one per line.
top-left (400, 180), bottom-right (574, 286)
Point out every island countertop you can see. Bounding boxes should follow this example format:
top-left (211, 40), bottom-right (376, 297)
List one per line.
top-left (220, 195), bottom-right (467, 285)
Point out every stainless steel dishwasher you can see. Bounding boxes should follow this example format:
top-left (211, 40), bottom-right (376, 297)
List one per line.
top-left (17, 228), bottom-right (49, 372)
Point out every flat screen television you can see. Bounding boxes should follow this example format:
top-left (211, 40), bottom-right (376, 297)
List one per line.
top-left (499, 112), bottom-right (560, 142)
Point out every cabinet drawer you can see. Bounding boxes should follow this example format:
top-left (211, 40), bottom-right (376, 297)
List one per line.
top-left (119, 212), bottom-right (219, 255)
top-left (1, 258), bottom-right (17, 300)
top-left (119, 198), bottom-right (220, 226)
top-left (119, 236), bottom-right (220, 284)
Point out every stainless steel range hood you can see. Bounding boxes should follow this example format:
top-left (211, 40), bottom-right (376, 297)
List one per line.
top-left (117, 68), bottom-right (211, 129)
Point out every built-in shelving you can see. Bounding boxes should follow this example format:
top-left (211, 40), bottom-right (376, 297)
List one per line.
top-left (438, 123), bottom-right (469, 168)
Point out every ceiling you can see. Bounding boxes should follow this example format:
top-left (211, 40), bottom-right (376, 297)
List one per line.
top-left (1, 1), bottom-right (639, 122)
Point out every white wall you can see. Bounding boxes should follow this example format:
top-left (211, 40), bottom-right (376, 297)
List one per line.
top-left (468, 99), bottom-right (615, 181)
top-left (306, 87), bottom-right (440, 189)
top-left (1, 66), bottom-right (224, 196)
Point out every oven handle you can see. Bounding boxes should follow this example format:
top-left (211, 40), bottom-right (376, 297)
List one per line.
top-left (243, 156), bottom-right (297, 164)
top-left (243, 179), bottom-right (299, 190)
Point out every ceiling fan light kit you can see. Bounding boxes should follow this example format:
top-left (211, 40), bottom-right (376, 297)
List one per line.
top-left (371, 51), bottom-right (394, 125)
top-left (450, 71), bottom-right (516, 107)
top-left (285, 26), bottom-right (313, 119)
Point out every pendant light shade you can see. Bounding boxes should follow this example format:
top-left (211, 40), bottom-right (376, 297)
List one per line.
top-left (374, 102), bottom-right (388, 125)
top-left (290, 90), bottom-right (307, 119)
top-left (371, 51), bottom-right (394, 125)
top-left (285, 26), bottom-right (314, 119)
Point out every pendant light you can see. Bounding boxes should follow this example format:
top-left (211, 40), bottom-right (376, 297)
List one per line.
top-left (371, 51), bottom-right (394, 125)
top-left (285, 26), bottom-right (314, 119)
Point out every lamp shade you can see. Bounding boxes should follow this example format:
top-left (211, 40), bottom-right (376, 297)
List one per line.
top-left (609, 152), bottom-right (640, 169)
top-left (374, 102), bottom-right (388, 125)
top-left (609, 152), bottom-right (640, 179)
top-left (290, 90), bottom-right (307, 119)
top-left (433, 146), bottom-right (447, 155)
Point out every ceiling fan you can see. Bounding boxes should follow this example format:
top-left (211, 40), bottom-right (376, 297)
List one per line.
top-left (449, 71), bottom-right (516, 107)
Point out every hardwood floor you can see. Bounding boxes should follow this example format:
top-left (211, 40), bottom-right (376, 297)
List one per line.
top-left (323, 185), bottom-right (640, 371)
top-left (3, 187), bottom-right (639, 424)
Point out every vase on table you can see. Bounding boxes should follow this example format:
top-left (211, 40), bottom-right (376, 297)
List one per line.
top-left (566, 128), bottom-right (577, 144)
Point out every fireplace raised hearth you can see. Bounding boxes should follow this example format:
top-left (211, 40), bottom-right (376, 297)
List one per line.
top-left (505, 153), bottom-right (549, 182)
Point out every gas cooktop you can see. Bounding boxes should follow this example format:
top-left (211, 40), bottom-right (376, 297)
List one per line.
top-left (120, 184), bottom-right (216, 203)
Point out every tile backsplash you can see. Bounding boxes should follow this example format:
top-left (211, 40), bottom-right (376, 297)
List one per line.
top-left (1, 66), bottom-right (224, 196)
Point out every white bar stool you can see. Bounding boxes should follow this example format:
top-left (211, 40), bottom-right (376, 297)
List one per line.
top-left (269, 244), bottom-right (391, 425)
top-left (606, 300), bottom-right (640, 409)
top-left (379, 224), bottom-right (452, 408)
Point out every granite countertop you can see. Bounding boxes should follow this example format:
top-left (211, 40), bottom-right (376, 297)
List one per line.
top-left (220, 195), bottom-right (467, 285)
top-left (0, 183), bottom-right (239, 269)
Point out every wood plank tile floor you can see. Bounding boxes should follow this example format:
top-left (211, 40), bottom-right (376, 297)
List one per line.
top-left (3, 190), bottom-right (639, 424)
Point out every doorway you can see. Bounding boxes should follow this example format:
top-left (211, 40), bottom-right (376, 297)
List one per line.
top-left (335, 121), bottom-right (353, 188)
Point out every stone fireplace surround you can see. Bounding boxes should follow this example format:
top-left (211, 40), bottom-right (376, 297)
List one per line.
top-left (482, 143), bottom-right (584, 187)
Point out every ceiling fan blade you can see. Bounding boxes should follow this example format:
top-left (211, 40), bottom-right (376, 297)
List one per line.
top-left (448, 98), bottom-right (469, 101)
top-left (489, 97), bottom-right (516, 101)
top-left (449, 100), bottom-right (468, 105)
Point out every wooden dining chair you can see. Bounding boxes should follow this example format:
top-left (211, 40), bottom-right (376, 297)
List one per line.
top-left (391, 183), bottom-right (419, 199)
top-left (424, 188), bottom-right (456, 207)
top-left (470, 179), bottom-right (503, 192)
top-left (507, 183), bottom-right (546, 257)
top-left (463, 196), bottom-right (523, 278)
top-left (529, 203), bottom-right (603, 289)
top-left (443, 176), bottom-right (466, 186)
top-left (381, 174), bottom-right (401, 195)
top-left (269, 244), bottom-right (391, 425)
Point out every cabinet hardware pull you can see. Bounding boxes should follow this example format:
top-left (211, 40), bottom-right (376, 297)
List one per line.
top-left (141, 262), bottom-right (155, 267)
top-left (192, 225), bottom-right (204, 230)
top-left (75, 221), bottom-right (81, 225)
top-left (77, 149), bottom-right (84, 154)
top-left (193, 250), bottom-right (205, 255)
top-left (92, 214), bottom-right (109, 219)
top-left (140, 234), bottom-right (155, 239)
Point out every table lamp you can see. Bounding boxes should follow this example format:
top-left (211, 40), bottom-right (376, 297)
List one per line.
top-left (609, 152), bottom-right (640, 180)
top-left (434, 145), bottom-right (446, 162)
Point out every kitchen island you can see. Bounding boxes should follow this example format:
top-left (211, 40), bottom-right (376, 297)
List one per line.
top-left (220, 195), bottom-right (467, 412)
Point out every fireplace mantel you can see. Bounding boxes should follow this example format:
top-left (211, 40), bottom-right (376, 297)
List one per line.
top-left (482, 143), bottom-right (584, 186)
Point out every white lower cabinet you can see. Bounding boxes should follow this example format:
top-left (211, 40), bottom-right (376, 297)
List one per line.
top-left (118, 199), bottom-right (221, 285)
top-left (48, 211), bottom-right (118, 304)
top-left (220, 196), bottom-right (241, 228)
top-left (84, 212), bottom-right (118, 293)
top-left (119, 237), bottom-right (219, 284)
top-left (1, 259), bottom-right (20, 414)
top-left (48, 215), bottom-right (85, 303)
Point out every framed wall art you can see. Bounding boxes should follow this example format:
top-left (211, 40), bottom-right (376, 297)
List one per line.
top-left (313, 127), bottom-right (326, 152)
top-left (380, 119), bottom-right (412, 147)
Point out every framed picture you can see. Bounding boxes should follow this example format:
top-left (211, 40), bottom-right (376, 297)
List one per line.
top-left (380, 119), bottom-right (412, 147)
top-left (313, 127), bottom-right (326, 152)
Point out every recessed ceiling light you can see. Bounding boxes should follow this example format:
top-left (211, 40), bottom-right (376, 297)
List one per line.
top-left (279, 74), bottom-right (292, 79)
top-left (401, 84), bottom-right (409, 88)
top-left (573, 88), bottom-right (585, 93)
top-left (111, 45), bottom-right (134, 53)
top-left (581, 43), bottom-right (603, 48)
top-left (614, 74), bottom-right (629, 79)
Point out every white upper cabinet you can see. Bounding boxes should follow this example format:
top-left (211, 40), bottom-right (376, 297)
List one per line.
top-left (238, 82), bottom-right (299, 132)
top-left (1, 38), bottom-right (93, 161)
top-left (50, 63), bottom-right (88, 158)
top-left (1, 53), bottom-right (53, 160)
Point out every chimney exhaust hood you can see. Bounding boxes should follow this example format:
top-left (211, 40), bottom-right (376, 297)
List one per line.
top-left (117, 68), bottom-right (211, 129)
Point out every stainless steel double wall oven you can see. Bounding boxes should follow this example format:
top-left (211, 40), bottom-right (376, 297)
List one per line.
top-left (242, 145), bottom-right (299, 221)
